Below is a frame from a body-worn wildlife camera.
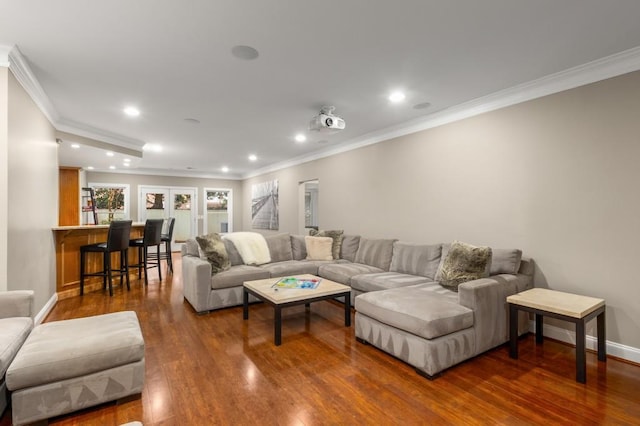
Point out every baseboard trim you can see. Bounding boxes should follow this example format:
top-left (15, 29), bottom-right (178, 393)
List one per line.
top-left (529, 320), bottom-right (640, 364)
top-left (35, 292), bottom-right (58, 325)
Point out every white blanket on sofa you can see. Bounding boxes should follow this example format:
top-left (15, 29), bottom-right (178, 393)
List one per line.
top-left (223, 232), bottom-right (271, 265)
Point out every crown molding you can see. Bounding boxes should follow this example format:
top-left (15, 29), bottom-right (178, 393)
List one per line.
top-left (3, 45), bottom-right (145, 152)
top-left (6, 45), bottom-right (59, 124)
top-left (92, 167), bottom-right (242, 181)
top-left (243, 45), bottom-right (640, 180)
top-left (56, 119), bottom-right (144, 151)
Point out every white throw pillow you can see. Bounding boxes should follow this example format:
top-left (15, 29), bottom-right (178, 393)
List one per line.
top-left (305, 236), bottom-right (334, 261)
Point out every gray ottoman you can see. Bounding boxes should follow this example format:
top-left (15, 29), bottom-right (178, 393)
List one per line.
top-left (6, 311), bottom-right (145, 426)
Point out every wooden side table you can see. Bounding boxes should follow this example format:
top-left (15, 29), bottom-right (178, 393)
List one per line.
top-left (507, 288), bottom-right (606, 383)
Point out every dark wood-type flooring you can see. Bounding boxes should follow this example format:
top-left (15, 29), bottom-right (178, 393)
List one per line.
top-left (2, 256), bottom-right (639, 425)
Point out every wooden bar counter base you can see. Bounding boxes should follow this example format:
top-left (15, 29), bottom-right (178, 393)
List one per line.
top-left (507, 288), bottom-right (606, 383)
top-left (52, 224), bottom-right (145, 299)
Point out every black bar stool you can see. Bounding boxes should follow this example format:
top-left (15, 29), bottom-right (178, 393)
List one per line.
top-left (148, 217), bottom-right (175, 274)
top-left (80, 220), bottom-right (132, 296)
top-left (129, 219), bottom-right (164, 286)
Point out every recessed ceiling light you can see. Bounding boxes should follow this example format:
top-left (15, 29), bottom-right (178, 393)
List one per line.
top-left (123, 158), bottom-right (131, 163)
top-left (221, 166), bottom-right (229, 173)
top-left (109, 166), bottom-right (116, 170)
top-left (124, 106), bottom-right (140, 117)
top-left (295, 134), bottom-right (307, 143)
top-left (86, 166), bottom-right (94, 170)
top-left (231, 45), bottom-right (259, 60)
top-left (106, 151), bottom-right (114, 157)
top-left (71, 143), bottom-right (80, 149)
top-left (248, 154), bottom-right (257, 162)
top-left (389, 91), bottom-right (406, 103)
top-left (143, 144), bottom-right (163, 152)
top-left (123, 163), bottom-right (130, 167)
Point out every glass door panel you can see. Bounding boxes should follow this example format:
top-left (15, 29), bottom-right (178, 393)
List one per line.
top-left (139, 186), bottom-right (197, 251)
top-left (170, 188), bottom-right (197, 249)
top-left (205, 189), bottom-right (231, 234)
top-left (143, 191), bottom-right (168, 221)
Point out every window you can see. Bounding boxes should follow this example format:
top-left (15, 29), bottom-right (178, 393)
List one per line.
top-left (89, 183), bottom-right (130, 224)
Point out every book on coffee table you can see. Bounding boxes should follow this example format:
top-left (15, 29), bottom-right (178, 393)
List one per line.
top-left (272, 277), bottom-right (322, 289)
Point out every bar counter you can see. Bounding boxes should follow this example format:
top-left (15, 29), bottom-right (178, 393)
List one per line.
top-left (53, 223), bottom-right (145, 299)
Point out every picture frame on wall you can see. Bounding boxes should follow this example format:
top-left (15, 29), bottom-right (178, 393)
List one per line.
top-left (251, 179), bottom-right (279, 230)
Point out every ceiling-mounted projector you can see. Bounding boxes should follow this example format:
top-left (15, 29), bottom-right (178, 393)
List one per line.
top-left (309, 106), bottom-right (346, 132)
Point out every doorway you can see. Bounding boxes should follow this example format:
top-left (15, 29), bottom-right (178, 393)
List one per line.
top-left (298, 179), bottom-right (319, 234)
top-left (139, 186), bottom-right (198, 250)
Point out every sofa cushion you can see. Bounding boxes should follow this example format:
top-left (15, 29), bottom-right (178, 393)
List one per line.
top-left (211, 265), bottom-right (270, 290)
top-left (6, 311), bottom-right (144, 391)
top-left (305, 236), bottom-right (334, 261)
top-left (310, 229), bottom-right (344, 260)
top-left (318, 263), bottom-right (384, 285)
top-left (355, 286), bottom-right (473, 340)
top-left (354, 238), bottom-right (396, 271)
top-left (265, 233), bottom-right (294, 263)
top-left (490, 248), bottom-right (523, 275)
top-left (439, 241), bottom-right (492, 292)
top-left (259, 260), bottom-right (319, 277)
top-left (196, 233), bottom-right (231, 275)
top-left (290, 235), bottom-right (307, 260)
top-left (340, 235), bottom-right (361, 262)
top-left (351, 272), bottom-right (433, 293)
top-left (223, 239), bottom-right (244, 266)
top-left (0, 317), bottom-right (33, 377)
top-left (390, 242), bottom-right (442, 279)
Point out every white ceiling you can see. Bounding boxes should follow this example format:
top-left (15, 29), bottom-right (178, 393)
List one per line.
top-left (3, 0), bottom-right (640, 179)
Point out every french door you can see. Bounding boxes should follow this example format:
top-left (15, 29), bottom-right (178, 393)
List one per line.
top-left (139, 186), bottom-right (197, 250)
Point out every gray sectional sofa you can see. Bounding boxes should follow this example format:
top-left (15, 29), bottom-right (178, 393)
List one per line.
top-left (0, 291), bottom-right (33, 417)
top-left (181, 233), bottom-right (533, 377)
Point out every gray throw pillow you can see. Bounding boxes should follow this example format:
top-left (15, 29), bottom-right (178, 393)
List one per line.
top-left (290, 235), bottom-right (307, 260)
top-left (439, 241), bottom-right (492, 292)
top-left (490, 248), bottom-right (523, 275)
top-left (196, 233), bottom-right (231, 275)
top-left (310, 229), bottom-right (344, 260)
top-left (265, 233), bottom-right (293, 262)
top-left (222, 238), bottom-right (244, 266)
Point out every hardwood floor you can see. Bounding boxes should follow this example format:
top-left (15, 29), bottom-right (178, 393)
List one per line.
top-left (2, 256), bottom-right (639, 425)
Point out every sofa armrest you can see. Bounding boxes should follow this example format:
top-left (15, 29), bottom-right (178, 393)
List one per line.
top-left (181, 255), bottom-right (213, 313)
top-left (458, 275), bottom-right (521, 354)
top-left (0, 290), bottom-right (34, 319)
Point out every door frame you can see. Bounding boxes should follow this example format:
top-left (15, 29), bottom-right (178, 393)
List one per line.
top-left (138, 185), bottom-right (198, 249)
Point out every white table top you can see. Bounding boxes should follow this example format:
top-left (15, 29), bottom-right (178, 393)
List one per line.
top-left (244, 274), bottom-right (350, 304)
top-left (507, 288), bottom-right (605, 319)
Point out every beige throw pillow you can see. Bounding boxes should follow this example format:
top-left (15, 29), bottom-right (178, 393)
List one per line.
top-left (196, 233), bottom-right (231, 275)
top-left (439, 240), bottom-right (492, 292)
top-left (305, 236), bottom-right (334, 261)
top-left (309, 229), bottom-right (344, 259)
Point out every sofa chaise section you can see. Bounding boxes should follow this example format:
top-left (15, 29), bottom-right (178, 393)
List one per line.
top-left (355, 257), bottom-right (534, 378)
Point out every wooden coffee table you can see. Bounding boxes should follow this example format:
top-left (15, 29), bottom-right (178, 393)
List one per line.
top-left (243, 274), bottom-right (351, 346)
top-left (507, 288), bottom-right (606, 383)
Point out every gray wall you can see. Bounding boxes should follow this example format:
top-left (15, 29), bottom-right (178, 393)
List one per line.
top-left (5, 70), bottom-right (58, 312)
top-left (86, 172), bottom-right (242, 235)
top-left (243, 70), bottom-right (640, 350)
